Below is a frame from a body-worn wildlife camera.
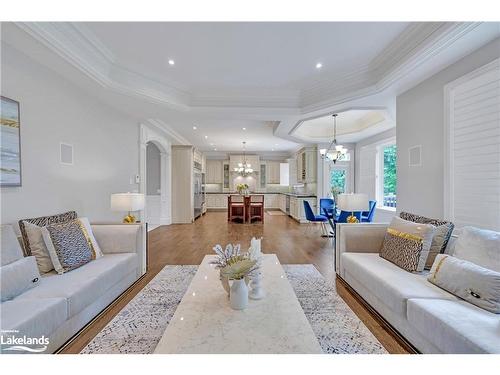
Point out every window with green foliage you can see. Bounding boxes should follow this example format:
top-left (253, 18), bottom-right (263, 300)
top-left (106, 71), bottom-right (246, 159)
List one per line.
top-left (382, 144), bottom-right (397, 208)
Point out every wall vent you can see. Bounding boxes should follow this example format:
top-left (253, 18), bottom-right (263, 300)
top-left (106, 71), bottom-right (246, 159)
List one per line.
top-left (408, 145), bottom-right (421, 167)
top-left (60, 143), bottom-right (74, 165)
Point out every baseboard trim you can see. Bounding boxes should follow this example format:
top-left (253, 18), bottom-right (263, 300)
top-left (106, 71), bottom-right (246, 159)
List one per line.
top-left (336, 274), bottom-right (419, 354)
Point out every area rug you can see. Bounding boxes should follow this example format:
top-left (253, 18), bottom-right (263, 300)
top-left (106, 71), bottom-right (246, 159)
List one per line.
top-left (266, 210), bottom-right (286, 216)
top-left (81, 265), bottom-right (386, 354)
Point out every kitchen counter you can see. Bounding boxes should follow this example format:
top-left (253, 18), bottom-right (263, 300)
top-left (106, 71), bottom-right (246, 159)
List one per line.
top-left (205, 192), bottom-right (316, 198)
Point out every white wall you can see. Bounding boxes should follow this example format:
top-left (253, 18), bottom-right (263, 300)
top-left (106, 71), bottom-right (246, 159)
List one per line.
top-left (396, 37), bottom-right (500, 219)
top-left (1, 43), bottom-right (141, 225)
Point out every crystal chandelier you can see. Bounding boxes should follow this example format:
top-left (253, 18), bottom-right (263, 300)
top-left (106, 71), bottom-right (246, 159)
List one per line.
top-left (319, 113), bottom-right (348, 163)
top-left (234, 141), bottom-right (254, 176)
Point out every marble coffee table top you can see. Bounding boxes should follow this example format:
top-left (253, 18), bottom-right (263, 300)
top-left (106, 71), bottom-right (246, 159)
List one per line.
top-left (154, 254), bottom-right (322, 354)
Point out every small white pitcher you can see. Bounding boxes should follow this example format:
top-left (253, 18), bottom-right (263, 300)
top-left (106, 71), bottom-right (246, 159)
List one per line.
top-left (230, 278), bottom-right (249, 310)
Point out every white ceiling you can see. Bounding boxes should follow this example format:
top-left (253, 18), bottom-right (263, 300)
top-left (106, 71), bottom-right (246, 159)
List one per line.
top-left (4, 22), bottom-right (499, 154)
top-left (82, 22), bottom-right (408, 92)
top-left (293, 109), bottom-right (394, 143)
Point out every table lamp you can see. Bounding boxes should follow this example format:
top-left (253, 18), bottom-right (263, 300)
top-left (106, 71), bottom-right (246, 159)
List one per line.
top-left (337, 193), bottom-right (369, 223)
top-left (111, 193), bottom-right (145, 223)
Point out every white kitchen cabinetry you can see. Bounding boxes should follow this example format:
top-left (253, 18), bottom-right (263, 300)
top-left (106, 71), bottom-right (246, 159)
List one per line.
top-left (266, 161), bottom-right (281, 184)
top-left (278, 194), bottom-right (286, 212)
top-left (264, 194), bottom-right (279, 209)
top-left (296, 148), bottom-right (317, 183)
top-left (206, 160), bottom-right (223, 184)
top-left (206, 194), bottom-right (228, 209)
top-left (289, 196), bottom-right (317, 223)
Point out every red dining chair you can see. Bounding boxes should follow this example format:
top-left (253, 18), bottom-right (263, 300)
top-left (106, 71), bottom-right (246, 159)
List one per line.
top-left (228, 195), bottom-right (246, 223)
top-left (249, 195), bottom-right (264, 223)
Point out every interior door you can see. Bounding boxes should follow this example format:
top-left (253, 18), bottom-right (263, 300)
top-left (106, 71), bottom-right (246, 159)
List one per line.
top-left (324, 162), bottom-right (353, 197)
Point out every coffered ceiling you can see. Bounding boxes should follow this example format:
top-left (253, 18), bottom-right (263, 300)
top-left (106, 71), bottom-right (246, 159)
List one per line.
top-left (2, 22), bottom-right (499, 153)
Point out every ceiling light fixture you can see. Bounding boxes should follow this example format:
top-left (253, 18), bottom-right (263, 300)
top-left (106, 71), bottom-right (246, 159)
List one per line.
top-left (242, 127), bottom-right (246, 131)
top-left (204, 135), bottom-right (208, 139)
top-left (316, 62), bottom-right (323, 69)
top-left (192, 126), bottom-right (197, 130)
top-left (234, 141), bottom-right (253, 177)
top-left (168, 59), bottom-right (175, 65)
top-left (319, 114), bottom-right (348, 164)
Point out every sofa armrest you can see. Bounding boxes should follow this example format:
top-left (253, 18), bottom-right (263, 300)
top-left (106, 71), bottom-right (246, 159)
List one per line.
top-left (335, 223), bottom-right (388, 275)
top-left (91, 223), bottom-right (146, 276)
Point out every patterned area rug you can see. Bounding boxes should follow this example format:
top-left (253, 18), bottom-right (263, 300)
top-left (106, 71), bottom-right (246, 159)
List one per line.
top-left (81, 264), bottom-right (386, 354)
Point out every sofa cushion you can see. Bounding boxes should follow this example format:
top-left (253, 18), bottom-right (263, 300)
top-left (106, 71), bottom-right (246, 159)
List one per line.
top-left (42, 219), bottom-right (94, 274)
top-left (453, 226), bottom-right (500, 272)
top-left (0, 297), bottom-right (67, 351)
top-left (400, 211), bottom-right (454, 269)
top-left (428, 254), bottom-right (500, 313)
top-left (1, 225), bottom-right (24, 266)
top-left (19, 211), bottom-right (77, 257)
top-left (380, 216), bottom-right (435, 272)
top-left (341, 253), bottom-right (456, 316)
top-left (17, 253), bottom-right (137, 318)
top-left (22, 221), bottom-right (55, 273)
top-left (407, 299), bottom-right (500, 354)
top-left (1, 256), bottom-right (40, 302)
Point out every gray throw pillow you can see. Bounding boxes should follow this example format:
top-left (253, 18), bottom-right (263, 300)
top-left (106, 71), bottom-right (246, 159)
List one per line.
top-left (0, 256), bottom-right (40, 302)
top-left (428, 254), bottom-right (500, 313)
top-left (380, 216), bottom-right (435, 272)
top-left (400, 212), bottom-right (454, 269)
top-left (41, 219), bottom-right (94, 274)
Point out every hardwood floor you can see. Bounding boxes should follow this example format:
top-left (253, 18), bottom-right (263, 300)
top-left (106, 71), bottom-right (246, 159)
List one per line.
top-left (60, 211), bottom-right (408, 354)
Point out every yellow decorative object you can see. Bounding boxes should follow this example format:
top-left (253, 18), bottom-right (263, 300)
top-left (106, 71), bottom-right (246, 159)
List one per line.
top-left (346, 213), bottom-right (359, 223)
top-left (123, 214), bottom-right (136, 224)
top-left (386, 227), bottom-right (423, 243)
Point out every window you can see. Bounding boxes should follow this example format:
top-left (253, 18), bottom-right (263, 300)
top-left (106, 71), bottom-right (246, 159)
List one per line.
top-left (330, 169), bottom-right (346, 195)
top-left (378, 143), bottom-right (397, 209)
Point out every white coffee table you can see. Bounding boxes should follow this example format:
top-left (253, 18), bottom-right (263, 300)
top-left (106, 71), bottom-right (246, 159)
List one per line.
top-left (154, 254), bottom-right (322, 354)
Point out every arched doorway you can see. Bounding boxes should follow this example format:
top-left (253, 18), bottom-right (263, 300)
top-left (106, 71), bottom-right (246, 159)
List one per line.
top-left (139, 123), bottom-right (172, 229)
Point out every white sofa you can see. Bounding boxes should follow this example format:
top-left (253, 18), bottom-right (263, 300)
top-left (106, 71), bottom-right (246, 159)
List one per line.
top-left (0, 223), bottom-right (146, 354)
top-left (335, 223), bottom-right (500, 354)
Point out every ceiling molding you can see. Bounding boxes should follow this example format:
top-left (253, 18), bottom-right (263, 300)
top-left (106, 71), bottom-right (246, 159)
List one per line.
top-left (146, 119), bottom-right (191, 145)
top-left (12, 22), bottom-right (498, 120)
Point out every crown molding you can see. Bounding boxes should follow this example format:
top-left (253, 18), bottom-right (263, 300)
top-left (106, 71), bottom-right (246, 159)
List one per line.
top-left (146, 119), bottom-right (191, 145)
top-left (13, 22), bottom-right (498, 117)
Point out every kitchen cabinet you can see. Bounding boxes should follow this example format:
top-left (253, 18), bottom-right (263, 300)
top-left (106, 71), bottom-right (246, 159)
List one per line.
top-left (296, 148), bottom-right (317, 183)
top-left (289, 196), bottom-right (317, 223)
top-left (278, 194), bottom-right (286, 212)
top-left (206, 160), bottom-right (223, 184)
top-left (206, 194), bottom-right (228, 209)
top-left (223, 162), bottom-right (230, 189)
top-left (264, 194), bottom-right (279, 209)
top-left (259, 164), bottom-right (266, 188)
top-left (266, 161), bottom-right (280, 184)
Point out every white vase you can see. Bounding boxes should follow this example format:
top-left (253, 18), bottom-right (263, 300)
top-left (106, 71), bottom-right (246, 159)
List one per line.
top-left (230, 278), bottom-right (249, 310)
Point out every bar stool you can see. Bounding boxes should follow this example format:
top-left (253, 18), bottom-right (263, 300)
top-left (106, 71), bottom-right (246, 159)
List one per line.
top-left (249, 195), bottom-right (264, 223)
top-left (228, 195), bottom-right (245, 223)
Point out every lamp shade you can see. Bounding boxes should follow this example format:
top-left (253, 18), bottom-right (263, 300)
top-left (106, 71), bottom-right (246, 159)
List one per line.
top-left (110, 193), bottom-right (145, 212)
top-left (337, 193), bottom-right (369, 212)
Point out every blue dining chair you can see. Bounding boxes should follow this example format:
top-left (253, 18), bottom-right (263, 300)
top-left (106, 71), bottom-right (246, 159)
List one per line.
top-left (336, 210), bottom-right (362, 223)
top-left (319, 198), bottom-right (335, 219)
top-left (361, 200), bottom-right (377, 222)
top-left (303, 201), bottom-right (328, 236)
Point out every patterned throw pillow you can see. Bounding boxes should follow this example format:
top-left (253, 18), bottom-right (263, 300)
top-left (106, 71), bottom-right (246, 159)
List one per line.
top-left (400, 212), bottom-right (454, 269)
top-left (19, 211), bottom-right (77, 256)
top-left (41, 219), bottom-right (95, 274)
top-left (380, 216), bottom-right (435, 272)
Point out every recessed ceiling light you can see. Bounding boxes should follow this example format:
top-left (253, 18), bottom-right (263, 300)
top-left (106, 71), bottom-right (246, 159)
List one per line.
top-left (275, 143), bottom-right (279, 146)
top-left (271, 149), bottom-right (275, 151)
top-left (214, 148), bottom-right (217, 151)
top-left (192, 126), bottom-right (197, 130)
top-left (168, 59), bottom-right (175, 65)
top-left (316, 62), bottom-right (322, 69)
top-left (204, 135), bottom-right (208, 139)
top-left (242, 127), bottom-right (246, 130)
top-left (210, 143), bottom-right (214, 146)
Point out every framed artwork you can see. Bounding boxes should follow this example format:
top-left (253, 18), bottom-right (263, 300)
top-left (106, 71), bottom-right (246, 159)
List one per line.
top-left (1, 96), bottom-right (22, 186)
